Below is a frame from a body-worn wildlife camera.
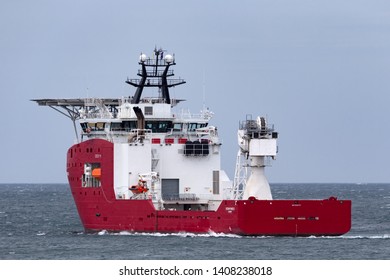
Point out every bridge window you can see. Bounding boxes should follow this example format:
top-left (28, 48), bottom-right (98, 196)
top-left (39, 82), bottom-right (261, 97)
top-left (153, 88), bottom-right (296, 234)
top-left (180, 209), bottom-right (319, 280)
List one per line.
top-left (110, 121), bottom-right (137, 132)
top-left (145, 121), bottom-right (173, 133)
top-left (80, 122), bottom-right (105, 132)
top-left (188, 123), bottom-right (207, 132)
top-left (173, 123), bottom-right (183, 132)
top-left (80, 123), bottom-right (88, 132)
top-left (96, 122), bottom-right (105, 130)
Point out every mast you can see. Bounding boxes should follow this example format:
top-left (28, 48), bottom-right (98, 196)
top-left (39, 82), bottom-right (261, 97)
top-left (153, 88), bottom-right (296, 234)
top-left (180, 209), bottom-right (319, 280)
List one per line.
top-left (126, 48), bottom-right (186, 105)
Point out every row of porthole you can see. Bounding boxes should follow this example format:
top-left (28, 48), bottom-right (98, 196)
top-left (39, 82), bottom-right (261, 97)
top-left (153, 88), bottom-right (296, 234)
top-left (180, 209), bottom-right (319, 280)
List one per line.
top-left (86, 147), bottom-right (101, 153)
top-left (71, 147), bottom-right (101, 153)
top-left (69, 177), bottom-right (80, 181)
top-left (78, 191), bottom-right (101, 195)
top-left (155, 215), bottom-right (221, 220)
top-left (274, 217), bottom-right (319, 221)
top-left (67, 162), bottom-right (83, 167)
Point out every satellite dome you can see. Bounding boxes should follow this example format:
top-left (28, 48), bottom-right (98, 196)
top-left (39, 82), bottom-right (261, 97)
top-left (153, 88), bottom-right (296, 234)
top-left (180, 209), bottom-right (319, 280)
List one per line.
top-left (139, 53), bottom-right (148, 62)
top-left (164, 54), bottom-right (174, 63)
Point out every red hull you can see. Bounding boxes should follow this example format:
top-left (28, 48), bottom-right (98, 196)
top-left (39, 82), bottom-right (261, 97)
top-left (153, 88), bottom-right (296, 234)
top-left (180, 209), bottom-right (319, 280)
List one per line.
top-left (67, 139), bottom-right (351, 236)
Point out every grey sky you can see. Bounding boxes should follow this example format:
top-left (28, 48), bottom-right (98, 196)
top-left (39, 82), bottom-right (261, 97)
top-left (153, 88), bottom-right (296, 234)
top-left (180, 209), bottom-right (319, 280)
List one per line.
top-left (1, 0), bottom-right (389, 183)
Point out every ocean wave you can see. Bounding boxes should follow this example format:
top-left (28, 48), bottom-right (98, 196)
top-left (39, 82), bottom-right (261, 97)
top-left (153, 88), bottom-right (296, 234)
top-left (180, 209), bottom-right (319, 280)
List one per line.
top-left (306, 234), bottom-right (390, 239)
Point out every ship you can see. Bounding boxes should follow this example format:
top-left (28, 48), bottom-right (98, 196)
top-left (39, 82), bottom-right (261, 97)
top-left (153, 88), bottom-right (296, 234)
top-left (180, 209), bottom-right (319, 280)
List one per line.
top-left (33, 48), bottom-right (351, 236)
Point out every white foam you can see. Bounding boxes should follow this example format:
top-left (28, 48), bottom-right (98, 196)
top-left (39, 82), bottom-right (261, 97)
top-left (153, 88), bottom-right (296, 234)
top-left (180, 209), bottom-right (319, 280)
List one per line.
top-left (93, 231), bottom-right (389, 239)
top-left (94, 230), bottom-right (242, 238)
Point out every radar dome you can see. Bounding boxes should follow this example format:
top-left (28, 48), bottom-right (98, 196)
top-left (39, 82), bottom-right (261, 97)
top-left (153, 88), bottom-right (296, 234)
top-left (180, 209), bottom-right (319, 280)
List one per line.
top-left (164, 54), bottom-right (174, 63)
top-left (139, 53), bottom-right (148, 62)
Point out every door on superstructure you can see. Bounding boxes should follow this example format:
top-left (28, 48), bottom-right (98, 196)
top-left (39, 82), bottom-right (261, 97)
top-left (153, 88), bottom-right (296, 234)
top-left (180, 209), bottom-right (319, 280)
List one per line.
top-left (161, 179), bottom-right (179, 201)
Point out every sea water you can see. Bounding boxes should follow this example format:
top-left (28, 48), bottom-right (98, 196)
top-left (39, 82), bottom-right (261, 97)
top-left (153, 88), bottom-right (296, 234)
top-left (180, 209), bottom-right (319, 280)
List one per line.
top-left (0, 183), bottom-right (389, 260)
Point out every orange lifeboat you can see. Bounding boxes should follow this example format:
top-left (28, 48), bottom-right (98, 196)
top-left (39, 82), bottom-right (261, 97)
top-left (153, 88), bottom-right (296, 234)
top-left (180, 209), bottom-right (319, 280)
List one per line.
top-left (129, 180), bottom-right (149, 194)
top-left (92, 168), bottom-right (101, 180)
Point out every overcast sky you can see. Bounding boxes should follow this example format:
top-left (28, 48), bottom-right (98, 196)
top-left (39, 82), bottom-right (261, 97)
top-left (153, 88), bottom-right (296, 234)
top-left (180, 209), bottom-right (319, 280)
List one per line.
top-left (1, 0), bottom-right (389, 183)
